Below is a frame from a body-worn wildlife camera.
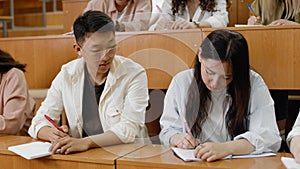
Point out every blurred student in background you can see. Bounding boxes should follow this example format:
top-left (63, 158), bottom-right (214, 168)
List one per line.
top-left (0, 49), bottom-right (35, 136)
top-left (248, 0), bottom-right (300, 25)
top-left (83, 0), bottom-right (152, 31)
top-left (152, 0), bottom-right (229, 30)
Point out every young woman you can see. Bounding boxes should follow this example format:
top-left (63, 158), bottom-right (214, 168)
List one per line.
top-left (0, 49), bottom-right (35, 136)
top-left (153, 0), bottom-right (228, 30)
top-left (159, 29), bottom-right (281, 162)
top-left (248, 0), bottom-right (300, 25)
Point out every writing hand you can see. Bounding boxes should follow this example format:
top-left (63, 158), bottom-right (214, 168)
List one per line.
top-left (247, 16), bottom-right (261, 25)
top-left (170, 133), bottom-right (199, 149)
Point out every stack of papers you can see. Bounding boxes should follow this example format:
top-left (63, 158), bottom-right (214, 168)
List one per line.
top-left (8, 142), bottom-right (55, 160)
top-left (171, 147), bottom-right (276, 162)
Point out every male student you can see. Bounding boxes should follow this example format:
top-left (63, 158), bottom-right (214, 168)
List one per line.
top-left (28, 10), bottom-right (150, 154)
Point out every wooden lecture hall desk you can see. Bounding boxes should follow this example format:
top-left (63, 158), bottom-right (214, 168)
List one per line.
top-left (117, 144), bottom-right (293, 169)
top-left (0, 136), bottom-right (145, 169)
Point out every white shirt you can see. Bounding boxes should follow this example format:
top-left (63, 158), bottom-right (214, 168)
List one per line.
top-left (161, 0), bottom-right (228, 27)
top-left (159, 69), bottom-right (281, 154)
top-left (287, 111), bottom-right (300, 146)
top-left (28, 56), bottom-right (150, 143)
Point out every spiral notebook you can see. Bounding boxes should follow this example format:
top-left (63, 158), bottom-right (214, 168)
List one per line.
top-left (8, 142), bottom-right (57, 160)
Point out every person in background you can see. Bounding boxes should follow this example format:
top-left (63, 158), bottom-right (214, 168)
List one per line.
top-left (287, 112), bottom-right (300, 163)
top-left (28, 10), bottom-right (150, 155)
top-left (0, 49), bottom-right (35, 136)
top-left (152, 0), bottom-right (228, 30)
top-left (83, 0), bottom-right (152, 32)
top-left (247, 0), bottom-right (300, 25)
top-left (159, 29), bottom-right (281, 162)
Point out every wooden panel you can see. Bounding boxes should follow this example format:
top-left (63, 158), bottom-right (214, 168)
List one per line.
top-left (0, 35), bottom-right (77, 88)
top-left (62, 0), bottom-right (89, 32)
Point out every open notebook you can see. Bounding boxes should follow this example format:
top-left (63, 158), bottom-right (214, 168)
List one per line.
top-left (171, 147), bottom-right (276, 162)
top-left (8, 142), bottom-right (59, 160)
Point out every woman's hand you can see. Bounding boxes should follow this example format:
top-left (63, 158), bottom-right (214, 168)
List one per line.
top-left (171, 18), bottom-right (197, 29)
top-left (247, 16), bottom-right (262, 25)
top-left (194, 142), bottom-right (231, 162)
top-left (170, 133), bottom-right (199, 149)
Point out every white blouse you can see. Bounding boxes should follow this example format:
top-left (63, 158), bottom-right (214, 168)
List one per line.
top-left (159, 69), bottom-right (281, 154)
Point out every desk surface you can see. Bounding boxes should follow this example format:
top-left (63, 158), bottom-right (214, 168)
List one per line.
top-left (0, 135), bottom-right (145, 169)
top-left (117, 144), bottom-right (293, 169)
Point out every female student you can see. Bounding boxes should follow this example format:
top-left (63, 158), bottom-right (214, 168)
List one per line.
top-left (159, 29), bottom-right (281, 162)
top-left (287, 112), bottom-right (300, 162)
top-left (248, 0), bottom-right (300, 25)
top-left (83, 0), bottom-right (151, 31)
top-left (154, 0), bottom-right (228, 30)
top-left (28, 11), bottom-right (150, 154)
top-left (0, 49), bottom-right (35, 136)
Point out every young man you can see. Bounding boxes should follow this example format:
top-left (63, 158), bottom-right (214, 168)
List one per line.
top-left (28, 10), bottom-right (150, 154)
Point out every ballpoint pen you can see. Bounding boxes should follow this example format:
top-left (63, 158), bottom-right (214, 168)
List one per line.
top-left (247, 3), bottom-right (257, 17)
top-left (178, 111), bottom-right (193, 136)
top-left (44, 114), bottom-right (64, 133)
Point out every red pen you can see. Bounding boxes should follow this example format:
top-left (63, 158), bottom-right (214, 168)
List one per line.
top-left (44, 114), bottom-right (64, 132)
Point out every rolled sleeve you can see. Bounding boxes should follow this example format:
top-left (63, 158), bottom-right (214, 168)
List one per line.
top-left (287, 112), bottom-right (300, 147)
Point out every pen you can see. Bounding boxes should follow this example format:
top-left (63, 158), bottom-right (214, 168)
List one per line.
top-left (44, 114), bottom-right (64, 133)
top-left (247, 3), bottom-right (257, 17)
top-left (178, 111), bottom-right (193, 136)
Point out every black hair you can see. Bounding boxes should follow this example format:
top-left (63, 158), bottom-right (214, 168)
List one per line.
top-left (73, 10), bottom-right (115, 46)
top-left (0, 49), bottom-right (26, 73)
top-left (186, 29), bottom-right (250, 139)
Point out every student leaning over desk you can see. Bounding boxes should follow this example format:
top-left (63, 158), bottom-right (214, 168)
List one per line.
top-left (159, 29), bottom-right (281, 162)
top-left (287, 112), bottom-right (300, 163)
top-left (28, 10), bottom-right (150, 155)
top-left (153, 0), bottom-right (229, 30)
top-left (0, 49), bottom-right (35, 136)
top-left (248, 0), bottom-right (300, 25)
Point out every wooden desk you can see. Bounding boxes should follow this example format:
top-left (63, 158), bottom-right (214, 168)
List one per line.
top-left (202, 25), bottom-right (300, 90)
top-left (117, 144), bottom-right (293, 169)
top-left (0, 135), bottom-right (145, 169)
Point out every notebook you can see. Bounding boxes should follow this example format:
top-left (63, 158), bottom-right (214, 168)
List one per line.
top-left (171, 147), bottom-right (276, 162)
top-left (8, 141), bottom-right (57, 160)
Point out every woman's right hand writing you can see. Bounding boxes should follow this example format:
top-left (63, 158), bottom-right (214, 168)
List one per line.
top-left (170, 133), bottom-right (199, 149)
top-left (247, 16), bottom-right (261, 25)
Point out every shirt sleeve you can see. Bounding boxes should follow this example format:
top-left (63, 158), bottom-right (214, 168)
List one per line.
top-left (122, 0), bottom-right (152, 31)
top-left (233, 74), bottom-right (281, 154)
top-left (28, 70), bottom-right (64, 139)
top-left (287, 112), bottom-right (300, 147)
top-left (204, 0), bottom-right (229, 27)
top-left (159, 77), bottom-right (184, 145)
top-left (109, 69), bottom-right (149, 143)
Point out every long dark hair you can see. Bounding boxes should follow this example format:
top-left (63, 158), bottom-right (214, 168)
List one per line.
top-left (0, 49), bottom-right (26, 73)
top-left (186, 29), bottom-right (250, 139)
top-left (171, 0), bottom-right (217, 16)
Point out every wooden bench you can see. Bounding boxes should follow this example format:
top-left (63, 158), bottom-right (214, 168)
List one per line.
top-left (0, 16), bottom-right (13, 37)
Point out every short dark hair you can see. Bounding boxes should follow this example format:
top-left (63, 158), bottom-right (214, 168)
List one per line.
top-left (0, 49), bottom-right (26, 73)
top-left (73, 10), bottom-right (115, 46)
